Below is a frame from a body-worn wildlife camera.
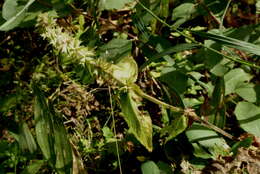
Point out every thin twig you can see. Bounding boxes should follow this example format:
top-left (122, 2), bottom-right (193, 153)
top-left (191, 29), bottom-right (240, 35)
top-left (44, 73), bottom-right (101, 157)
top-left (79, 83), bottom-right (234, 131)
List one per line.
top-left (108, 86), bottom-right (123, 174)
top-left (220, 0), bottom-right (232, 30)
top-left (196, 0), bottom-right (221, 26)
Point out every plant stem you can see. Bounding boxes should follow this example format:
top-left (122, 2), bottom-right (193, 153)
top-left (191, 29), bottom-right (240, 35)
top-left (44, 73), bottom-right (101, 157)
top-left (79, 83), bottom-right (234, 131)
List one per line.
top-left (132, 84), bottom-right (237, 141)
top-left (109, 86), bottom-right (123, 174)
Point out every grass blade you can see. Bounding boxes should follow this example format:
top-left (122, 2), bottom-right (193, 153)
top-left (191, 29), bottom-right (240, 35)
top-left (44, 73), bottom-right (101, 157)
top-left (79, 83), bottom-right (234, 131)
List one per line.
top-left (192, 31), bottom-right (260, 56)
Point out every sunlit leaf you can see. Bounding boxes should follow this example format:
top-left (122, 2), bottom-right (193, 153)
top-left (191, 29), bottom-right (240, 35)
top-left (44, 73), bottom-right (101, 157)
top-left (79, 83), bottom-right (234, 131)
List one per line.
top-left (0, 0), bottom-right (35, 31)
top-left (235, 83), bottom-right (257, 102)
top-left (224, 68), bottom-right (252, 95)
top-left (2, 0), bottom-right (18, 20)
top-left (141, 161), bottom-right (160, 174)
top-left (110, 55), bottom-right (138, 85)
top-left (99, 0), bottom-right (134, 10)
top-left (234, 102), bottom-right (260, 137)
top-left (120, 90), bottom-right (153, 152)
top-left (172, 3), bottom-right (197, 27)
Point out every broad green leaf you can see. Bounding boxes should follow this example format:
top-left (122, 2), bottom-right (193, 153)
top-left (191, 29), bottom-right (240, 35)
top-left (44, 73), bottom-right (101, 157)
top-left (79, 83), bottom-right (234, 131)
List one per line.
top-left (160, 115), bottom-right (188, 142)
top-left (172, 3), bottom-right (197, 27)
top-left (18, 122), bottom-right (37, 154)
top-left (99, 38), bottom-right (132, 63)
top-left (224, 68), bottom-right (252, 95)
top-left (110, 55), bottom-right (138, 85)
top-left (0, 0), bottom-right (35, 31)
top-left (120, 90), bottom-right (153, 152)
top-left (192, 31), bottom-right (260, 56)
top-left (234, 102), bottom-right (260, 137)
top-left (2, 0), bottom-right (18, 20)
top-left (186, 123), bottom-right (230, 158)
top-left (21, 160), bottom-right (45, 174)
top-left (141, 161), bottom-right (160, 174)
top-left (235, 83), bottom-right (257, 102)
top-left (99, 0), bottom-right (134, 10)
top-left (159, 70), bottom-right (188, 94)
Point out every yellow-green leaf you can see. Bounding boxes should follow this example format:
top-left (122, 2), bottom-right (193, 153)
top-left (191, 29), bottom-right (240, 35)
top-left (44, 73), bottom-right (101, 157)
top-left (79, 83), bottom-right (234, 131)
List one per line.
top-left (120, 90), bottom-right (153, 152)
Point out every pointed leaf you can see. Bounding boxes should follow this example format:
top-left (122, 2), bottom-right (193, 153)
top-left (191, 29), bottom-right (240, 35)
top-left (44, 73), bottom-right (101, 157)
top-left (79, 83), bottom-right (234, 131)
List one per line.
top-left (19, 122), bottom-right (37, 154)
top-left (33, 83), bottom-right (72, 173)
top-left (120, 90), bottom-right (153, 151)
top-left (192, 31), bottom-right (260, 56)
top-left (224, 68), bottom-right (252, 95)
top-left (235, 83), bottom-right (257, 102)
top-left (234, 102), bottom-right (260, 137)
top-left (0, 0), bottom-right (35, 31)
top-left (33, 84), bottom-right (54, 161)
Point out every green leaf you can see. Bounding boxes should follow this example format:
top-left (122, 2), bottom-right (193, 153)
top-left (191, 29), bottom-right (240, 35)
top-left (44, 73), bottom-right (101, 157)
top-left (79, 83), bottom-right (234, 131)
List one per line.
top-left (21, 160), bottom-right (45, 174)
top-left (208, 77), bottom-right (226, 128)
top-left (234, 102), bottom-right (260, 137)
top-left (160, 115), bottom-right (188, 142)
top-left (18, 122), bottom-right (37, 154)
top-left (141, 43), bottom-right (199, 69)
top-left (2, 0), bottom-right (18, 20)
top-left (99, 0), bottom-right (134, 10)
top-left (33, 83), bottom-right (72, 173)
top-left (33, 83), bottom-right (54, 161)
top-left (224, 68), bottom-right (252, 95)
top-left (231, 137), bottom-right (253, 156)
top-left (0, 0), bottom-right (35, 31)
top-left (0, 93), bottom-right (22, 112)
top-left (141, 161), bottom-right (160, 174)
top-left (120, 90), bottom-right (153, 152)
top-left (235, 83), bottom-right (257, 102)
top-left (186, 123), bottom-right (229, 158)
top-left (159, 70), bottom-right (188, 94)
top-left (110, 55), bottom-right (138, 85)
top-left (99, 38), bottom-right (132, 63)
top-left (172, 3), bottom-right (197, 27)
top-left (192, 31), bottom-right (260, 56)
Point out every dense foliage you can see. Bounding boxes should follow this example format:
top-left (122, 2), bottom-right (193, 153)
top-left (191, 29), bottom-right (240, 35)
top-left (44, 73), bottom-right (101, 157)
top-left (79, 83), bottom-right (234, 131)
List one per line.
top-left (1, 0), bottom-right (260, 173)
